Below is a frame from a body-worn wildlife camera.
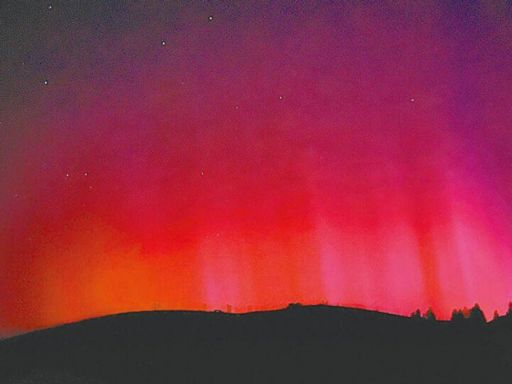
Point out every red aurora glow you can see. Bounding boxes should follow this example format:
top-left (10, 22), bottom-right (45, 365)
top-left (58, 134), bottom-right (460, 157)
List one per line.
top-left (1, 1), bottom-right (512, 333)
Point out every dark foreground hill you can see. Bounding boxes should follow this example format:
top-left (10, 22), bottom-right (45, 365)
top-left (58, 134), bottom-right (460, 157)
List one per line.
top-left (1, 305), bottom-right (512, 383)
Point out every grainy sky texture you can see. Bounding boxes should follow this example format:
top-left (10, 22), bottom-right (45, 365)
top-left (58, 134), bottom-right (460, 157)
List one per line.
top-left (1, 0), bottom-right (512, 333)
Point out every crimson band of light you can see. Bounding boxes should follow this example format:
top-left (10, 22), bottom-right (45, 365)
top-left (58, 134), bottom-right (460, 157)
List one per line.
top-left (1, 1), bottom-right (512, 333)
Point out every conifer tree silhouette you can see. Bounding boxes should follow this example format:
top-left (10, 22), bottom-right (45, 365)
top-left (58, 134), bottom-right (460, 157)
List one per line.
top-left (411, 309), bottom-right (422, 319)
top-left (468, 304), bottom-right (486, 324)
top-left (451, 309), bottom-right (464, 323)
top-left (424, 308), bottom-right (436, 321)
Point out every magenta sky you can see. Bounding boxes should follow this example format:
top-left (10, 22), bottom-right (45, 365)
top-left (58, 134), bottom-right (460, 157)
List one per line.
top-left (1, 1), bottom-right (512, 333)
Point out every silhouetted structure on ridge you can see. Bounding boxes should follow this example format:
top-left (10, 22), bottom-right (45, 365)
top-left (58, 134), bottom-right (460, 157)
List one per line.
top-left (410, 309), bottom-right (422, 319)
top-left (410, 308), bottom-right (437, 321)
top-left (1, 304), bottom-right (510, 384)
top-left (287, 303), bottom-right (303, 310)
top-left (449, 303), bottom-right (488, 324)
top-left (424, 307), bottom-right (436, 321)
top-left (468, 304), bottom-right (486, 324)
top-left (451, 309), bottom-right (465, 323)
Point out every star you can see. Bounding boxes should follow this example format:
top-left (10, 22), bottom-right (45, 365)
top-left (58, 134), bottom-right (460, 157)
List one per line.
top-left (84, 172), bottom-right (88, 176)
top-left (410, 98), bottom-right (415, 102)
top-left (48, 4), bottom-right (53, 10)
top-left (200, 170), bottom-right (205, 176)
top-left (208, 15), bottom-right (214, 21)
top-left (43, 79), bottom-right (49, 85)
top-left (65, 173), bottom-right (70, 178)
top-left (279, 95), bottom-right (284, 100)
top-left (161, 40), bottom-right (167, 46)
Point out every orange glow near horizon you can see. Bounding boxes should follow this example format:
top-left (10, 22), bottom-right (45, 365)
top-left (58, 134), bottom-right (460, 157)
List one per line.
top-left (2, 1), bottom-right (512, 334)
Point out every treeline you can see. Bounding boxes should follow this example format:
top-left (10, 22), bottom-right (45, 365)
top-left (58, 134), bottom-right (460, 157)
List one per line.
top-left (411, 302), bottom-right (512, 323)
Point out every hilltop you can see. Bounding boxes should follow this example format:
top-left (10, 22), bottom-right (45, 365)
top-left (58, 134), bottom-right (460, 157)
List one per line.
top-left (1, 305), bottom-right (511, 383)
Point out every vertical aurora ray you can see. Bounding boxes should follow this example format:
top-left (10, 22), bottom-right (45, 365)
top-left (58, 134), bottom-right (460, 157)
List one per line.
top-left (1, 1), bottom-right (512, 333)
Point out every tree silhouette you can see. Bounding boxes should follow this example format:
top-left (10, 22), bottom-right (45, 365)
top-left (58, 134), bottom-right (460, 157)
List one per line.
top-left (468, 304), bottom-right (486, 324)
top-left (493, 310), bottom-right (500, 321)
top-left (411, 309), bottom-right (422, 319)
top-left (451, 309), bottom-right (464, 323)
top-left (424, 308), bottom-right (436, 321)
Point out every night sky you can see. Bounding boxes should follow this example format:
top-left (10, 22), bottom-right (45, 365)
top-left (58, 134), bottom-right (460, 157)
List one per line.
top-left (1, 1), bottom-right (512, 334)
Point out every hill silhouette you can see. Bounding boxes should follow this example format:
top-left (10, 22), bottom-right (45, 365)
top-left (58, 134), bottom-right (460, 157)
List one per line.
top-left (1, 305), bottom-right (511, 383)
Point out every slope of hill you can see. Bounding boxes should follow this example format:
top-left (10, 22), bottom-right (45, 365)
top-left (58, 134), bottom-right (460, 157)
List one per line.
top-left (1, 305), bottom-right (511, 383)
